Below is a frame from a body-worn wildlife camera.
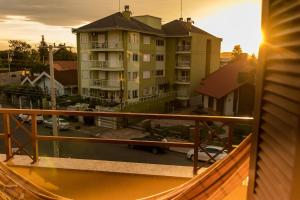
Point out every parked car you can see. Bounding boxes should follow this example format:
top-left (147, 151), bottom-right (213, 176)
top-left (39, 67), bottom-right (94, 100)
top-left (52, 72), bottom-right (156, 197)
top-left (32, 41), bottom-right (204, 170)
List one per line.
top-left (186, 145), bottom-right (228, 162)
top-left (129, 134), bottom-right (168, 154)
top-left (17, 114), bottom-right (44, 124)
top-left (43, 118), bottom-right (70, 130)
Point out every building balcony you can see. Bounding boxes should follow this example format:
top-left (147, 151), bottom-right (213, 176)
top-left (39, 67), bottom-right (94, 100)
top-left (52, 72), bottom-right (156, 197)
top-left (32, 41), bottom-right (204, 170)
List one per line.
top-left (175, 61), bottom-right (191, 69)
top-left (88, 41), bottom-right (124, 51)
top-left (85, 60), bottom-right (124, 71)
top-left (176, 45), bottom-right (191, 53)
top-left (0, 108), bottom-right (253, 200)
top-left (90, 79), bottom-right (121, 91)
top-left (175, 76), bottom-right (191, 84)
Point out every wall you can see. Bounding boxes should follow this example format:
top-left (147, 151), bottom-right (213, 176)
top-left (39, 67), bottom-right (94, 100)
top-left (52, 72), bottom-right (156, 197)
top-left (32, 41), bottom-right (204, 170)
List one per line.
top-left (35, 76), bottom-right (65, 96)
top-left (223, 92), bottom-right (234, 116)
top-left (190, 33), bottom-right (221, 98)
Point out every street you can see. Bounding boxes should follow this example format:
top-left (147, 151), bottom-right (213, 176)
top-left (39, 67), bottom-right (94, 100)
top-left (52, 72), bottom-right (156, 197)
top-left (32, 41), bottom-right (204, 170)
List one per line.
top-left (0, 116), bottom-right (193, 166)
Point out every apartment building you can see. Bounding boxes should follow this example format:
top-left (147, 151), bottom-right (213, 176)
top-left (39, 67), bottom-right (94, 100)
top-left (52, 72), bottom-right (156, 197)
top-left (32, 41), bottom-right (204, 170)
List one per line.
top-left (73, 6), bottom-right (221, 109)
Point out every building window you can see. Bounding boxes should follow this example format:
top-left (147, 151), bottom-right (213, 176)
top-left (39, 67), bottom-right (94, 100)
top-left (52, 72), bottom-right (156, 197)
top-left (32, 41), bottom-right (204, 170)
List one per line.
top-left (128, 91), bottom-right (131, 99)
top-left (143, 71), bottom-right (151, 79)
top-left (143, 36), bottom-right (150, 44)
top-left (130, 33), bottom-right (139, 43)
top-left (128, 72), bottom-right (132, 81)
top-left (132, 53), bottom-right (138, 61)
top-left (156, 55), bottom-right (164, 61)
top-left (133, 72), bottom-right (138, 80)
top-left (156, 40), bottom-right (164, 46)
top-left (143, 54), bottom-right (151, 62)
top-left (156, 70), bottom-right (164, 76)
top-left (132, 90), bottom-right (138, 98)
top-left (143, 88), bottom-right (149, 96)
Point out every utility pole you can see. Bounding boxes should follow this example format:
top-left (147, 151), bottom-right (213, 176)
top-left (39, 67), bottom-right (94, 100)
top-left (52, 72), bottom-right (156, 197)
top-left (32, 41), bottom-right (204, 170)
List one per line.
top-left (49, 45), bottom-right (59, 157)
top-left (7, 51), bottom-right (13, 78)
top-left (119, 0), bottom-right (121, 12)
top-left (180, 0), bottom-right (183, 19)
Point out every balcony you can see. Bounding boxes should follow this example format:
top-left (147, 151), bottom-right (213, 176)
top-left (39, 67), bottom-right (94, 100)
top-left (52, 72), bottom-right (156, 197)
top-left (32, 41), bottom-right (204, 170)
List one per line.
top-left (90, 79), bottom-right (121, 91)
top-left (0, 108), bottom-right (253, 199)
top-left (84, 60), bottom-right (124, 71)
top-left (88, 41), bottom-right (123, 51)
top-left (175, 76), bottom-right (191, 84)
top-left (176, 45), bottom-right (191, 53)
top-left (175, 61), bottom-right (191, 69)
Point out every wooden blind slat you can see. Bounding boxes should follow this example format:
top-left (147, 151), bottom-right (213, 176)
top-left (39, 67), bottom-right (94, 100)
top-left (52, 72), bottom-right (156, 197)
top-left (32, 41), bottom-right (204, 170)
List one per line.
top-left (262, 113), bottom-right (297, 142)
top-left (263, 93), bottom-right (300, 116)
top-left (262, 103), bottom-right (299, 126)
top-left (267, 62), bottom-right (300, 75)
top-left (264, 83), bottom-right (300, 103)
top-left (261, 123), bottom-right (295, 155)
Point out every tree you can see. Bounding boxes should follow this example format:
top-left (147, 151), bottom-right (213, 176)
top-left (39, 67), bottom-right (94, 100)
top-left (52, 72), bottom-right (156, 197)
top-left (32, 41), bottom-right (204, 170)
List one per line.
top-left (232, 45), bottom-right (243, 59)
top-left (53, 44), bottom-right (76, 61)
top-left (8, 40), bottom-right (32, 70)
top-left (38, 35), bottom-right (48, 64)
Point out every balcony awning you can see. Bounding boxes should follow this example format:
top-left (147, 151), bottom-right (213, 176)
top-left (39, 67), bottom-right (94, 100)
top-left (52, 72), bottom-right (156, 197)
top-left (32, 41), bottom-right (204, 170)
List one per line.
top-left (140, 134), bottom-right (251, 200)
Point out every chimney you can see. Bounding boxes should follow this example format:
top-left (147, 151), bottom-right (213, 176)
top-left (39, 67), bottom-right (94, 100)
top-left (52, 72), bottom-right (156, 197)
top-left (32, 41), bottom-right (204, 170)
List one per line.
top-left (122, 5), bottom-right (132, 19)
top-left (186, 17), bottom-right (194, 29)
top-left (179, 17), bottom-right (183, 21)
top-left (187, 17), bottom-right (194, 24)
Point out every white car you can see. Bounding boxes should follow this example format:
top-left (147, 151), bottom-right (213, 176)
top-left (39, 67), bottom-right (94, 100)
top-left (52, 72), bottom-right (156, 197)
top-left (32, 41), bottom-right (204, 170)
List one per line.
top-left (43, 118), bottom-right (70, 130)
top-left (186, 145), bottom-right (228, 162)
top-left (18, 114), bottom-right (44, 124)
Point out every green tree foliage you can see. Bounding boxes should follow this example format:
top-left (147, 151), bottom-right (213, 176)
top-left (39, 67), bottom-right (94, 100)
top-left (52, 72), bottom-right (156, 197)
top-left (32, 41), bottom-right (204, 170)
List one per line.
top-left (232, 45), bottom-right (243, 59)
top-left (53, 45), bottom-right (76, 61)
top-left (38, 35), bottom-right (49, 64)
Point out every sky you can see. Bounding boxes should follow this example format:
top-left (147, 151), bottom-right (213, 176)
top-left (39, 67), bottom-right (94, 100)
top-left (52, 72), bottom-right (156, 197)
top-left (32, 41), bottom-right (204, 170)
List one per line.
top-left (0, 0), bottom-right (262, 54)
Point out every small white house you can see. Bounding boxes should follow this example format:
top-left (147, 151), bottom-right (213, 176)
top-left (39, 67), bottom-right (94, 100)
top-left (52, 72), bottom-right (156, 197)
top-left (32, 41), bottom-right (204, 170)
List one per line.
top-left (195, 58), bottom-right (255, 116)
top-left (21, 70), bottom-right (78, 96)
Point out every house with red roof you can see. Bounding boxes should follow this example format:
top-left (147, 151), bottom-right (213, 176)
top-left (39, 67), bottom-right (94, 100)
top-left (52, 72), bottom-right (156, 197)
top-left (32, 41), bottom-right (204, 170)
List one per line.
top-left (195, 58), bottom-right (255, 116)
top-left (21, 61), bottom-right (78, 96)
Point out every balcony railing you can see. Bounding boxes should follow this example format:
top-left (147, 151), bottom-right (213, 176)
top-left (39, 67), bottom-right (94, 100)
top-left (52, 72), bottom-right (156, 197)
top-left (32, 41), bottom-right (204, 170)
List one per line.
top-left (90, 79), bottom-right (121, 90)
top-left (84, 60), bottom-right (124, 70)
top-left (176, 76), bottom-right (190, 83)
top-left (88, 41), bottom-right (123, 50)
top-left (176, 61), bottom-right (191, 68)
top-left (0, 108), bottom-right (253, 175)
top-left (176, 45), bottom-right (191, 52)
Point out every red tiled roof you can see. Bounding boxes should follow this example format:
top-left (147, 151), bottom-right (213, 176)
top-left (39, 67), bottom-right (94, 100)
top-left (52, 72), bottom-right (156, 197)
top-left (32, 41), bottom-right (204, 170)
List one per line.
top-left (54, 69), bottom-right (78, 86)
top-left (195, 59), bottom-right (254, 99)
top-left (53, 61), bottom-right (77, 71)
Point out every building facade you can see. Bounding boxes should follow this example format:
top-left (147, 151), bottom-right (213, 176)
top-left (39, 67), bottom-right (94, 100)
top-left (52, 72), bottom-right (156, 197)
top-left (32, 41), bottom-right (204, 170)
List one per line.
top-left (73, 6), bottom-right (221, 109)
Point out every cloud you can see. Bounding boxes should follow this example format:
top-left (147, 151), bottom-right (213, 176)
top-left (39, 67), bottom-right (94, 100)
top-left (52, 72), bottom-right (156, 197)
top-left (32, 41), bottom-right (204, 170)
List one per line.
top-left (0, 0), bottom-right (237, 27)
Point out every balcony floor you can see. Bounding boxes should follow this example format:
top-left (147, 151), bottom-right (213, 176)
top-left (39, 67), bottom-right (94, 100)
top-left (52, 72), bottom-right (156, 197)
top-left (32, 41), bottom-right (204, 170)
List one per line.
top-left (1, 155), bottom-right (195, 200)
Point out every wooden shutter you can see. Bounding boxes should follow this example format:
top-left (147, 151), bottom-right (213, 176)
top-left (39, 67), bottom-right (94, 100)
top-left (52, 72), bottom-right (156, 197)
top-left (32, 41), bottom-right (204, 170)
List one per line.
top-left (248, 0), bottom-right (300, 200)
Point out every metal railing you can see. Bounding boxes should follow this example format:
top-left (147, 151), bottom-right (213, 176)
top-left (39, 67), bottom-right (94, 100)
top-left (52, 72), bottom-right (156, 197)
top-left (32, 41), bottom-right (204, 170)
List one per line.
top-left (176, 76), bottom-right (190, 82)
top-left (90, 80), bottom-right (121, 89)
top-left (176, 45), bottom-right (191, 51)
top-left (0, 108), bottom-right (253, 175)
top-left (88, 41), bottom-right (123, 50)
top-left (176, 61), bottom-right (191, 68)
top-left (83, 60), bottom-right (124, 70)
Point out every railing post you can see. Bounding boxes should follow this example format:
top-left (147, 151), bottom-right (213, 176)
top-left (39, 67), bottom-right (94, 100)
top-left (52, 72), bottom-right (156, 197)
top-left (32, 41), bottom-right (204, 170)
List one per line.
top-left (228, 123), bottom-right (234, 152)
top-left (3, 113), bottom-right (12, 160)
top-left (31, 114), bottom-right (39, 163)
top-left (193, 120), bottom-right (200, 175)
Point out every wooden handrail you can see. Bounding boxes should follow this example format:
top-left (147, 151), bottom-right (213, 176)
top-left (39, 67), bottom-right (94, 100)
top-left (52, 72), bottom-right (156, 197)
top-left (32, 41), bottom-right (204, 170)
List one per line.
top-left (0, 108), bottom-right (254, 175)
top-left (37, 136), bottom-right (195, 148)
top-left (0, 108), bottom-right (254, 123)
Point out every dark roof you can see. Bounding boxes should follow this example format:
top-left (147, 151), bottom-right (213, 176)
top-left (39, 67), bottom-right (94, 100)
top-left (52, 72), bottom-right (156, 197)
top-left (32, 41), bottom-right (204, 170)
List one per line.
top-left (162, 20), bottom-right (218, 37)
top-left (75, 12), bottom-right (164, 35)
top-left (54, 69), bottom-right (78, 86)
top-left (53, 61), bottom-right (77, 71)
top-left (195, 59), bottom-right (255, 99)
